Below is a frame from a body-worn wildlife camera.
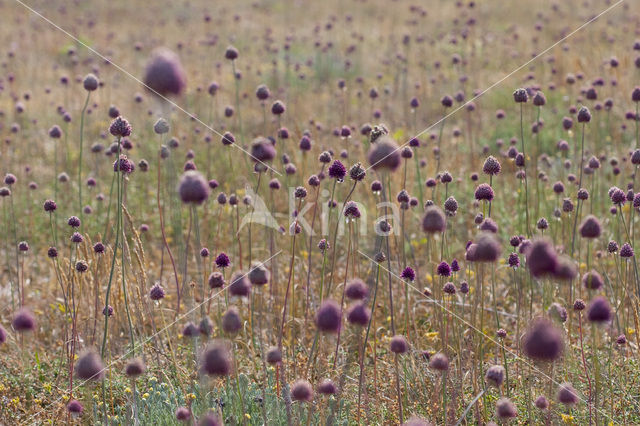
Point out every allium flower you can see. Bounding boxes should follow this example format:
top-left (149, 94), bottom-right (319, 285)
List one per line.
top-left (620, 243), bottom-right (634, 258)
top-left (367, 135), bottom-right (401, 171)
top-left (317, 379), bottom-right (337, 395)
top-left (522, 318), bottom-right (564, 361)
top-left (125, 358), bottom-right (146, 378)
top-left (345, 279), bottom-right (368, 300)
top-left (12, 308), bottom-right (36, 332)
top-left (291, 380), bottom-right (313, 402)
top-left (200, 341), bottom-right (232, 376)
top-left (149, 283), bottom-right (165, 301)
top-left (401, 267), bottom-right (416, 282)
top-left (526, 239), bottom-right (558, 278)
top-left (347, 302), bottom-right (371, 327)
top-left (587, 296), bottom-right (611, 323)
top-left (315, 300), bottom-right (342, 333)
top-left (178, 171), bottom-right (210, 204)
top-left (349, 163), bottom-right (366, 181)
top-left (266, 347), bottom-right (282, 364)
top-left (548, 303), bottom-right (567, 323)
top-left (250, 137), bottom-right (276, 163)
top-left (485, 365), bottom-right (505, 388)
top-left (437, 261), bottom-right (451, 277)
top-left (83, 73), bottom-right (99, 91)
top-left (328, 160), bottom-right (347, 180)
top-left (482, 156), bottom-right (501, 175)
top-left (67, 399), bottom-right (83, 415)
top-left (422, 206), bottom-right (446, 233)
top-left (271, 100), bottom-right (286, 115)
top-left (248, 262), bottom-right (270, 285)
top-left (573, 299), bottom-right (586, 311)
top-left (343, 201), bottom-right (360, 219)
top-left (557, 383), bottom-right (579, 406)
top-left (577, 106), bottom-right (591, 123)
top-left (582, 270), bottom-right (603, 290)
top-left (208, 272), bottom-right (225, 289)
top-left (443, 282), bottom-right (456, 295)
top-left (176, 406), bottom-right (191, 421)
top-left (495, 398), bottom-right (517, 419)
top-left (229, 271), bottom-right (250, 297)
top-left (75, 350), bottom-right (105, 381)
top-left (444, 196), bottom-right (458, 214)
top-left (474, 183), bottom-right (494, 201)
top-left (513, 88), bottom-right (528, 103)
top-left (473, 232), bottom-right (502, 262)
top-left (109, 116), bottom-right (132, 138)
top-left (535, 396), bottom-right (549, 410)
top-left (429, 352), bottom-right (449, 370)
top-left (508, 252), bottom-right (520, 268)
top-left (222, 307), bottom-right (242, 334)
top-left (143, 49), bottom-right (186, 97)
top-left (390, 335), bottom-right (409, 354)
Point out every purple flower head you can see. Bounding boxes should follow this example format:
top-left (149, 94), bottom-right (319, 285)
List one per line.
top-left (579, 215), bottom-right (601, 239)
top-left (143, 49), bottom-right (186, 97)
top-left (345, 279), bottom-right (368, 300)
top-left (526, 239), bottom-right (558, 278)
top-left (474, 183), bottom-right (494, 202)
top-left (291, 380), bottom-right (313, 402)
top-left (328, 160), bottom-right (347, 180)
top-left (347, 302), bottom-right (371, 327)
top-left (587, 296), bottom-right (611, 323)
top-left (401, 267), bottom-right (416, 282)
top-left (178, 171), bottom-right (210, 204)
top-left (109, 116), bottom-right (132, 138)
top-left (315, 300), bottom-right (342, 333)
top-left (557, 383), bottom-right (579, 406)
top-left (367, 135), bottom-right (401, 172)
top-left (390, 335), bottom-right (409, 354)
top-left (620, 243), bottom-right (634, 258)
top-left (482, 156), bottom-right (501, 175)
top-left (149, 283), bottom-right (165, 301)
top-left (522, 318), bottom-right (564, 361)
top-left (200, 341), bottom-right (232, 377)
top-left (422, 206), bottom-right (446, 234)
top-left (437, 261), bottom-right (451, 277)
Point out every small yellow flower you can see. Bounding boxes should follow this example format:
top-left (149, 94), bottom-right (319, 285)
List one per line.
top-left (42, 383), bottom-right (51, 392)
top-left (142, 393), bottom-right (149, 400)
top-left (627, 327), bottom-right (635, 335)
top-left (245, 414), bottom-right (251, 420)
top-left (187, 393), bottom-right (196, 400)
top-left (386, 316), bottom-right (391, 323)
top-left (425, 274), bottom-right (433, 283)
top-left (561, 413), bottom-right (574, 424)
top-left (125, 387), bottom-right (132, 394)
top-left (149, 376), bottom-right (158, 383)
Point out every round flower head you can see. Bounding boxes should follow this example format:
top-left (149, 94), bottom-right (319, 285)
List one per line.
top-left (349, 163), bottom-right (366, 181)
top-left (553, 257), bottom-right (578, 281)
top-left (347, 302), bottom-right (371, 327)
top-left (291, 380), bottom-right (313, 402)
top-left (345, 278), bottom-right (368, 300)
top-left (429, 352), bottom-right (449, 371)
top-left (535, 395), bottom-right (549, 410)
top-left (508, 252), bottom-right (520, 268)
top-left (12, 308), bottom-right (36, 332)
top-left (444, 196), bottom-right (458, 215)
top-left (485, 365), bottom-right (505, 387)
top-left (67, 399), bottom-right (83, 415)
top-left (328, 159), bottom-right (347, 180)
top-left (443, 282), bottom-right (456, 295)
top-left (75, 350), bottom-right (105, 381)
top-left (49, 125), bottom-right (62, 139)
top-left (315, 300), bottom-right (342, 333)
top-left (620, 243), bottom-right (634, 258)
top-left (401, 266), bottom-right (416, 282)
top-left (317, 379), bottom-right (337, 395)
top-left (83, 73), bottom-right (99, 91)
top-left (199, 317), bottom-right (214, 336)
top-left (229, 271), bottom-right (251, 298)
top-left (482, 156), bottom-right (501, 175)
top-left (495, 397), bottom-right (517, 419)
top-left (474, 183), bottom-right (494, 202)
top-left (255, 84), bottom-right (270, 101)
top-left (271, 100), bottom-right (286, 115)
top-left (587, 296), bottom-right (611, 323)
top-left (390, 335), bottom-right (409, 354)
top-left (222, 307), bottom-right (243, 334)
top-left (582, 270), bottom-right (604, 290)
top-left (266, 346), bottom-right (282, 364)
top-left (250, 137), bottom-right (276, 163)
top-left (422, 206), bottom-right (446, 233)
top-left (574, 299), bottom-right (586, 311)
top-left (175, 406), bottom-right (191, 421)
top-left (522, 318), bottom-right (564, 361)
top-left (215, 252), bottom-right (230, 268)
top-left (479, 218), bottom-right (498, 233)
top-left (200, 341), bottom-right (232, 376)
top-left (437, 261), bottom-right (451, 277)
top-left (198, 412), bottom-right (222, 426)
top-left (178, 171), bottom-right (210, 204)
top-left (248, 262), bottom-right (270, 285)
top-left (109, 116), bottom-right (132, 138)
top-left (557, 382), bottom-right (579, 406)
top-left (526, 238), bottom-right (558, 278)
top-left (513, 88), bottom-right (528, 103)
top-left (367, 135), bottom-right (401, 171)
top-left (473, 232), bottom-right (502, 262)
top-left (143, 48), bottom-right (186, 97)
top-left (577, 106), bottom-right (591, 123)
top-left (149, 283), bottom-right (165, 301)
top-left (125, 358), bottom-right (146, 378)
top-left (208, 272), bottom-right (225, 289)
top-left (532, 91), bottom-right (546, 106)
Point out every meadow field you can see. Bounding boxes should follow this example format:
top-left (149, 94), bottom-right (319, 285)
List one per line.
top-left (1, 0), bottom-right (640, 424)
